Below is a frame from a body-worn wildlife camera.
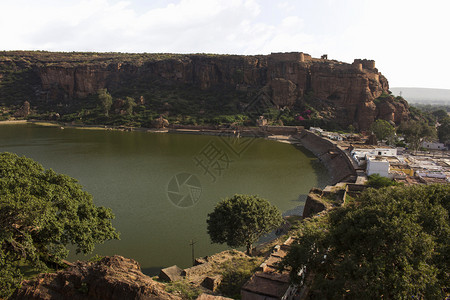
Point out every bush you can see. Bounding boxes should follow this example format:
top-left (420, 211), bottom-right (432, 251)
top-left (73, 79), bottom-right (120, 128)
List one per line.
top-left (366, 174), bottom-right (400, 188)
top-left (165, 280), bottom-right (202, 300)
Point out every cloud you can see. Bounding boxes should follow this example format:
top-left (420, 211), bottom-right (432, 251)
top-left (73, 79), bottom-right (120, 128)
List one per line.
top-left (0, 0), bottom-right (271, 53)
top-left (0, 0), bottom-right (449, 88)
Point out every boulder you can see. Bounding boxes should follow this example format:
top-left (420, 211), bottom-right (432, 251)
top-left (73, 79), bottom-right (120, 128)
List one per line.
top-left (159, 265), bottom-right (184, 282)
top-left (201, 275), bottom-right (222, 292)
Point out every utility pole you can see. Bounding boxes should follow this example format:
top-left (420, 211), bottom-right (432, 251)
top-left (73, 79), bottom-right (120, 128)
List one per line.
top-left (189, 240), bottom-right (197, 266)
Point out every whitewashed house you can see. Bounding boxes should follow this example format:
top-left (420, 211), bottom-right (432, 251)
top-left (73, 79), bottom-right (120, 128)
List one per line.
top-left (310, 127), bottom-right (324, 134)
top-left (422, 141), bottom-right (447, 150)
top-left (350, 146), bottom-right (397, 166)
top-left (366, 156), bottom-right (390, 178)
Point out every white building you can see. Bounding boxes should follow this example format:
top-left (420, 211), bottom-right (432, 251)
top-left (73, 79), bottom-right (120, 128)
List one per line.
top-left (350, 146), bottom-right (397, 166)
top-left (366, 156), bottom-right (390, 178)
top-left (309, 127), bottom-right (324, 134)
top-left (422, 141), bottom-right (447, 150)
top-left (321, 131), bottom-right (344, 141)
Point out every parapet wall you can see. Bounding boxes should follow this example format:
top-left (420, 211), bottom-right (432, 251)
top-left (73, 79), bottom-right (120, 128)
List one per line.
top-left (353, 59), bottom-right (376, 70)
top-left (261, 125), bottom-right (303, 135)
top-left (269, 52), bottom-right (311, 63)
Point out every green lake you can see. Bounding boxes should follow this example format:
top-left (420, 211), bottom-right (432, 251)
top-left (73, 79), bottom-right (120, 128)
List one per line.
top-left (0, 124), bottom-right (330, 274)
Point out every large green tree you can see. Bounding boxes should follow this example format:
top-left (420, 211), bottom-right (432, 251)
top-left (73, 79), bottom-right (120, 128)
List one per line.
top-left (207, 194), bottom-right (283, 255)
top-left (282, 184), bottom-right (449, 299)
top-left (125, 96), bottom-right (137, 116)
top-left (438, 116), bottom-right (450, 145)
top-left (397, 120), bottom-right (437, 151)
top-left (370, 119), bottom-right (395, 144)
top-left (98, 88), bottom-right (113, 117)
top-left (0, 153), bottom-right (119, 298)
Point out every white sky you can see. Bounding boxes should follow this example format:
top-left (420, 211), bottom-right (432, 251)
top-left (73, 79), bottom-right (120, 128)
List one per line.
top-left (1, 0), bottom-right (449, 89)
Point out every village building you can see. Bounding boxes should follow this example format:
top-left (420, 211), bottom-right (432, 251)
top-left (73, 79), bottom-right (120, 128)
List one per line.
top-left (405, 155), bottom-right (450, 183)
top-left (349, 145), bottom-right (397, 167)
top-left (422, 141), bottom-right (448, 150)
top-left (309, 127), bottom-right (324, 134)
top-left (366, 156), bottom-right (390, 177)
top-left (309, 127), bottom-right (345, 141)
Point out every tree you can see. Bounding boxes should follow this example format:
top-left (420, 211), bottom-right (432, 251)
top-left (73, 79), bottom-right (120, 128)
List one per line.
top-left (369, 119), bottom-right (395, 144)
top-left (437, 116), bottom-right (450, 145)
top-left (347, 124), bottom-right (355, 134)
top-left (98, 88), bottom-right (113, 117)
top-left (207, 194), bottom-right (283, 255)
top-left (397, 120), bottom-right (437, 151)
top-left (282, 184), bottom-right (449, 299)
top-left (0, 153), bottom-right (119, 298)
top-left (125, 96), bottom-right (136, 116)
top-left (432, 109), bottom-right (449, 122)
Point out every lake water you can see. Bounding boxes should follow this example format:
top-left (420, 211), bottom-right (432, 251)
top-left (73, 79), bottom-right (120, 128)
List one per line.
top-left (0, 124), bottom-right (330, 274)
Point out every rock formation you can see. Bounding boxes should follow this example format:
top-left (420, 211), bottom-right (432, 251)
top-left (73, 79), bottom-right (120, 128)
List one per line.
top-left (14, 100), bottom-right (31, 118)
top-left (152, 115), bottom-right (170, 129)
top-left (11, 255), bottom-right (181, 300)
top-left (0, 51), bottom-right (410, 129)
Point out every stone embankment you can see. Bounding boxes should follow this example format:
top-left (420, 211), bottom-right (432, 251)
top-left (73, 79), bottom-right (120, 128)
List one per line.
top-left (294, 130), bottom-right (356, 185)
top-left (294, 130), bottom-right (357, 219)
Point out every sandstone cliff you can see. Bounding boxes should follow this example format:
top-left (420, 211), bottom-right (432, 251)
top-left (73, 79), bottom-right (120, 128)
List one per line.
top-left (0, 51), bottom-right (410, 129)
top-left (10, 255), bottom-right (181, 300)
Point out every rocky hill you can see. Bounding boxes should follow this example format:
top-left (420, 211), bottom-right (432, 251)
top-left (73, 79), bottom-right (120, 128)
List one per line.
top-left (0, 51), bottom-right (410, 129)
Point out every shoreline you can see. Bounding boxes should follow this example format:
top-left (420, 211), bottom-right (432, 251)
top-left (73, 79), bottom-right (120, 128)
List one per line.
top-left (2, 119), bottom-right (354, 187)
top-left (0, 120), bottom-right (28, 124)
top-left (1, 119), bottom-right (355, 189)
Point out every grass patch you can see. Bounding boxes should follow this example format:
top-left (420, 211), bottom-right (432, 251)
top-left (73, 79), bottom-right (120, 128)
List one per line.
top-left (217, 256), bottom-right (263, 299)
top-left (165, 279), bottom-right (202, 300)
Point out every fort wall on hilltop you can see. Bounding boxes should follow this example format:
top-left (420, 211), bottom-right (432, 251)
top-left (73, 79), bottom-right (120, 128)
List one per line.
top-left (269, 52), bottom-right (312, 62)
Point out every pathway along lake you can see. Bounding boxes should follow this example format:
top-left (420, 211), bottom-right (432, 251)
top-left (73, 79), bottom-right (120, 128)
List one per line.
top-left (0, 124), bottom-right (330, 274)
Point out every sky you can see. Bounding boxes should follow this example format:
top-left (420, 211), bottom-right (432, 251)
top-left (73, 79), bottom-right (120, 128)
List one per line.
top-left (1, 0), bottom-right (449, 89)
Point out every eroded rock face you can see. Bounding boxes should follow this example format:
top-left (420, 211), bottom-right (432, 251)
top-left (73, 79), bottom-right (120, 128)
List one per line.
top-left (11, 256), bottom-right (181, 300)
top-left (0, 51), bottom-right (410, 130)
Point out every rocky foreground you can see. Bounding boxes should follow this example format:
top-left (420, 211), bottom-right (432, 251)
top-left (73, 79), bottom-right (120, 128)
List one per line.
top-left (11, 256), bottom-right (181, 300)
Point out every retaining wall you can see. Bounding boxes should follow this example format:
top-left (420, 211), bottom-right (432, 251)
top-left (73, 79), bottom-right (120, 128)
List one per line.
top-left (295, 130), bottom-right (356, 184)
